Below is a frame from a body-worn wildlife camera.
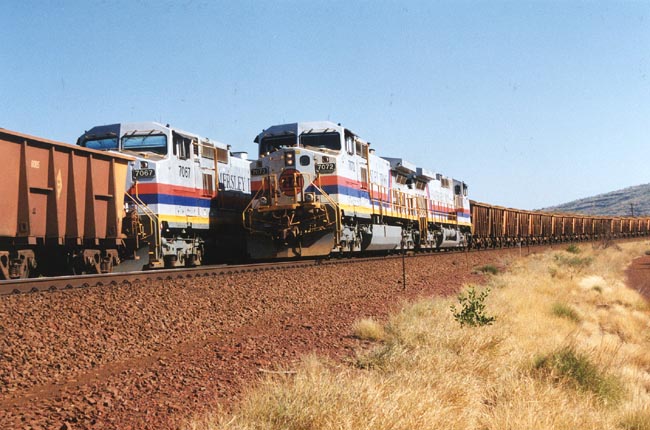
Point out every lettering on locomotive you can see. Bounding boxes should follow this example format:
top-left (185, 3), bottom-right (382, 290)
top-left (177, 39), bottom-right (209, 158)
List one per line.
top-left (178, 166), bottom-right (191, 178)
top-left (219, 172), bottom-right (250, 193)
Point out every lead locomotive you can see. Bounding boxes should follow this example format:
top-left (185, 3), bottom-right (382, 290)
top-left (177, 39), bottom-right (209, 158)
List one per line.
top-left (244, 121), bottom-right (471, 259)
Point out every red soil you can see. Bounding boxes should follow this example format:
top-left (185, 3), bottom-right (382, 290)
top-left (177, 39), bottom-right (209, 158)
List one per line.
top-left (0, 248), bottom-right (546, 429)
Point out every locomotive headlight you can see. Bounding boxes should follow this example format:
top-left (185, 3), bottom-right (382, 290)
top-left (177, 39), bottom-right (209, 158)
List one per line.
top-left (260, 196), bottom-right (268, 206)
top-left (284, 151), bottom-right (295, 166)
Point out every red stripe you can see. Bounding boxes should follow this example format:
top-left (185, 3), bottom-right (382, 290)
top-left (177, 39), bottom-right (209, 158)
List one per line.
top-left (128, 183), bottom-right (209, 198)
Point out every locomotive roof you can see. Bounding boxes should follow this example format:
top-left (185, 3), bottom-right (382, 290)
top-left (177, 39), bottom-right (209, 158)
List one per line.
top-left (79, 121), bottom-right (228, 149)
top-left (382, 157), bottom-right (417, 175)
top-left (255, 121), bottom-right (360, 142)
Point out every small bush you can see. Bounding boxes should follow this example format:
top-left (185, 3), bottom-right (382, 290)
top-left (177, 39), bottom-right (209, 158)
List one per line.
top-left (592, 285), bottom-right (603, 293)
top-left (534, 346), bottom-right (622, 403)
top-left (450, 286), bottom-right (496, 327)
top-left (554, 254), bottom-right (593, 269)
top-left (552, 303), bottom-right (581, 323)
top-left (566, 244), bottom-right (581, 254)
top-left (476, 265), bottom-right (499, 275)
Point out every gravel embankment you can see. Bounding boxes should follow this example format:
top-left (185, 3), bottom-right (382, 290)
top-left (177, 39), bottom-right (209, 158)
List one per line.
top-left (1, 250), bottom-right (522, 429)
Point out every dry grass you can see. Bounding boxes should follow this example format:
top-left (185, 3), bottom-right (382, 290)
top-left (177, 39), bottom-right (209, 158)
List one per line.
top-left (351, 318), bottom-right (386, 342)
top-left (187, 241), bottom-right (650, 430)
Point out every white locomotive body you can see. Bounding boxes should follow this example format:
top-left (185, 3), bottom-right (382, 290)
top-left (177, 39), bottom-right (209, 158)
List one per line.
top-left (78, 122), bottom-right (251, 268)
top-left (244, 121), bottom-right (470, 259)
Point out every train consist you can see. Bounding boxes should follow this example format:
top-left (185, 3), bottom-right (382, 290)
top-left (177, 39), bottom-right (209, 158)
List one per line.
top-left (2, 119), bottom-right (649, 279)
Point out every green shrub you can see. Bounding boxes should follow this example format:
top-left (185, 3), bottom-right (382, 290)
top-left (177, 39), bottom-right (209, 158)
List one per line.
top-left (534, 346), bottom-right (622, 404)
top-left (566, 244), bottom-right (581, 254)
top-left (554, 254), bottom-right (593, 269)
top-left (450, 286), bottom-right (496, 327)
top-left (476, 265), bottom-right (499, 275)
top-left (551, 303), bottom-right (581, 323)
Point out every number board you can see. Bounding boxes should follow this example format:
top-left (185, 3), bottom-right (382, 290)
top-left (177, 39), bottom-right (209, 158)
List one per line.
top-left (132, 168), bottom-right (156, 180)
top-left (315, 162), bottom-right (336, 174)
top-left (251, 167), bottom-right (269, 176)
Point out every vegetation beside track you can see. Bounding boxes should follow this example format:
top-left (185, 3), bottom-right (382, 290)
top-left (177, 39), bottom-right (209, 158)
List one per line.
top-left (188, 241), bottom-right (650, 430)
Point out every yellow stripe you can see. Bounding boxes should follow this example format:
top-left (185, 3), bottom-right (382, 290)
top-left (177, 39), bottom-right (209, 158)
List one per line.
top-left (337, 203), bottom-right (471, 226)
top-left (158, 214), bottom-right (211, 225)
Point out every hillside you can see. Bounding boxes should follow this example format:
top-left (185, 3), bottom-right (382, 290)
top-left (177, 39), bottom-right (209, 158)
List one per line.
top-left (542, 183), bottom-right (650, 217)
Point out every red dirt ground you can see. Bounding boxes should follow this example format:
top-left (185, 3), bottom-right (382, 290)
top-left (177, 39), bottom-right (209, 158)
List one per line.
top-left (4, 246), bottom-right (639, 430)
top-left (625, 254), bottom-right (650, 302)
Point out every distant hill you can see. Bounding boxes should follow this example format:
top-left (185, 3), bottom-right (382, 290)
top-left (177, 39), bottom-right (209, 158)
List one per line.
top-left (542, 184), bottom-right (650, 217)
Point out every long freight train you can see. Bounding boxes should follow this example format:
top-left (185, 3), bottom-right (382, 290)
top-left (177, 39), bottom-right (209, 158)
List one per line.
top-left (2, 121), bottom-right (649, 279)
top-left (244, 120), bottom-right (650, 259)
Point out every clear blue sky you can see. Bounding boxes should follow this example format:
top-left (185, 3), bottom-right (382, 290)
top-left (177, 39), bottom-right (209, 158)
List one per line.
top-left (2, 1), bottom-right (648, 209)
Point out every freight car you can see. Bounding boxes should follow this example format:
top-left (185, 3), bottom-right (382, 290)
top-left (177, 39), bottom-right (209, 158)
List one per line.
top-left (243, 121), bottom-right (471, 259)
top-left (77, 122), bottom-right (251, 268)
top-left (0, 128), bottom-right (133, 279)
top-left (470, 201), bottom-right (650, 248)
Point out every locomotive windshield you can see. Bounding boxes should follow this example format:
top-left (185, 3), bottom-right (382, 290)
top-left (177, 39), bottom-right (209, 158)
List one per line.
top-left (122, 134), bottom-right (168, 155)
top-left (300, 132), bottom-right (341, 152)
top-left (259, 135), bottom-right (296, 155)
top-left (80, 136), bottom-right (118, 150)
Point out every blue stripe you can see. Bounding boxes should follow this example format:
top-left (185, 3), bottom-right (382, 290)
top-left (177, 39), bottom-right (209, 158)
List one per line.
top-left (306, 184), bottom-right (370, 200)
top-left (133, 193), bottom-right (212, 208)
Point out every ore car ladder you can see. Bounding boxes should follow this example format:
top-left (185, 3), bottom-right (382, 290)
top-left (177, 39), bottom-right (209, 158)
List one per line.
top-left (125, 184), bottom-right (162, 266)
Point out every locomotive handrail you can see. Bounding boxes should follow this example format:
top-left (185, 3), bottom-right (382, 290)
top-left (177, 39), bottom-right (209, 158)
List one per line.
top-left (310, 173), bottom-right (342, 243)
top-left (125, 185), bottom-right (162, 266)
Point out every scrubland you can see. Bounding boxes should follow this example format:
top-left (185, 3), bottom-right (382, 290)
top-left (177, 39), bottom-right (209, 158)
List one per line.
top-left (188, 242), bottom-right (650, 430)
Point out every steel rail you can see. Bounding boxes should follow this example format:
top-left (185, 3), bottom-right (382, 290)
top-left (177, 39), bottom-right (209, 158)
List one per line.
top-left (1, 236), bottom-right (643, 297)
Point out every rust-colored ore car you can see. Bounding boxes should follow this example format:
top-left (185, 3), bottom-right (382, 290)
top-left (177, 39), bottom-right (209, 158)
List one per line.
top-left (0, 128), bottom-right (132, 279)
top-left (470, 200), bottom-right (650, 249)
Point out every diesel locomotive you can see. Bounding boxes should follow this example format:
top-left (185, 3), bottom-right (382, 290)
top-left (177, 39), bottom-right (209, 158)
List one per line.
top-left (77, 122), bottom-right (252, 269)
top-left (243, 121), bottom-right (471, 259)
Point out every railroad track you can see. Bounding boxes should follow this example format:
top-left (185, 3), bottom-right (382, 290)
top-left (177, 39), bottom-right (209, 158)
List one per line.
top-left (0, 259), bottom-right (318, 296)
top-left (1, 237), bottom-right (643, 296)
top-left (0, 248), bottom-right (458, 296)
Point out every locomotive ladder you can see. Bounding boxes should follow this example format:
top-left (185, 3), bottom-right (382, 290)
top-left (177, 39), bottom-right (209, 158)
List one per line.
top-left (125, 185), bottom-right (162, 266)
